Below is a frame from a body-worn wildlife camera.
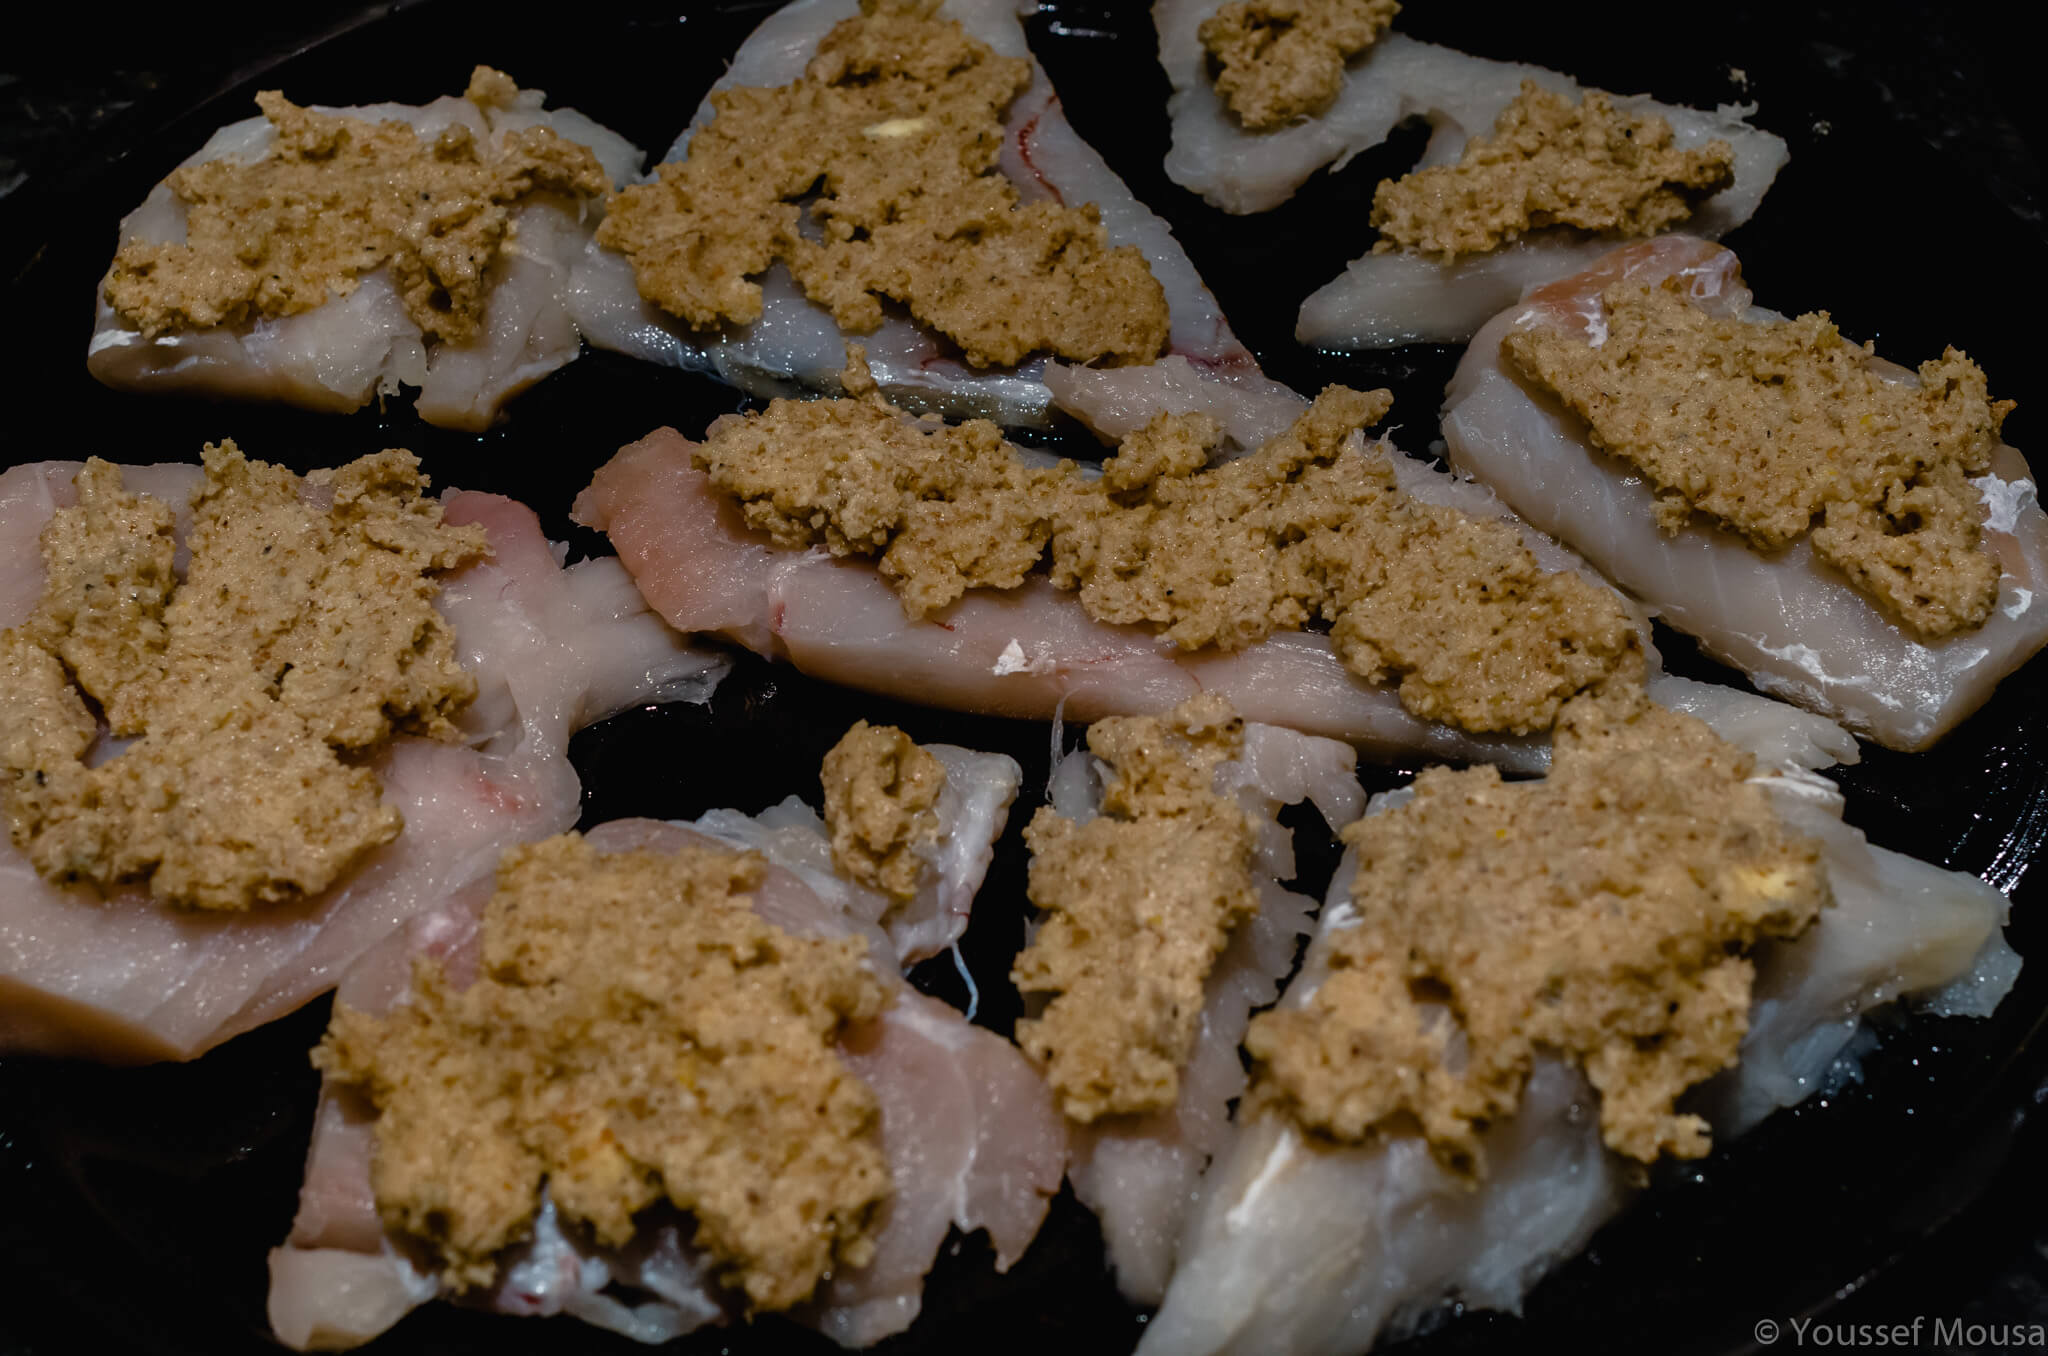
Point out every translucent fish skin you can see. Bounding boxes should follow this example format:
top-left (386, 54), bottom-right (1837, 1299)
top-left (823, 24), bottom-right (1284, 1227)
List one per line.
top-left (1138, 706), bottom-right (2014, 1356)
top-left (0, 463), bottom-right (724, 1063)
top-left (86, 94), bottom-right (645, 431)
top-left (1441, 236), bottom-right (2048, 750)
top-left (1060, 721), bottom-right (1363, 1302)
top-left (266, 807), bottom-right (1062, 1351)
top-left (567, 0), bottom-right (1292, 428)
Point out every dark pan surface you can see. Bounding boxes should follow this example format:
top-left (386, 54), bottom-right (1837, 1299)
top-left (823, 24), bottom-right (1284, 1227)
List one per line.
top-left (2, 2), bottom-right (2046, 1352)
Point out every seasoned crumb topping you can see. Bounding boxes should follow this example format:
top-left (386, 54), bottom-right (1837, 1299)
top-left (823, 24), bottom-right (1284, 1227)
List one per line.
top-left (596, 0), bottom-right (1169, 370)
top-left (1503, 280), bottom-right (2013, 638)
top-left (693, 350), bottom-right (1065, 618)
top-left (1247, 689), bottom-right (1828, 1171)
top-left (1371, 82), bottom-right (1734, 260)
top-left (1200, 0), bottom-right (1400, 131)
top-left (822, 719), bottom-right (947, 902)
top-left (103, 67), bottom-right (609, 343)
top-left (0, 445), bottom-right (485, 911)
top-left (1012, 695), bottom-right (1258, 1122)
top-left (315, 832), bottom-right (893, 1309)
top-left (695, 352), bottom-right (1641, 735)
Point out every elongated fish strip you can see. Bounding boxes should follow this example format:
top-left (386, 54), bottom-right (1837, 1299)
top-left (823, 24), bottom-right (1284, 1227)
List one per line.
top-left (573, 372), bottom-right (1856, 772)
top-left (576, 420), bottom-right (1563, 769)
top-left (1053, 716), bottom-right (1362, 1302)
top-left (88, 83), bottom-right (644, 431)
top-left (1138, 704), bottom-right (2015, 1356)
top-left (0, 462), bottom-right (724, 1062)
top-left (267, 796), bottom-right (1059, 1351)
top-left (568, 0), bottom-right (1293, 427)
top-left (1441, 236), bottom-right (2048, 750)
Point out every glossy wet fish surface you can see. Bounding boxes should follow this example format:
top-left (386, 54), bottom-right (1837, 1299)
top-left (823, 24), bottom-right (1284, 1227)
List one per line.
top-left (2, 2), bottom-right (2047, 1356)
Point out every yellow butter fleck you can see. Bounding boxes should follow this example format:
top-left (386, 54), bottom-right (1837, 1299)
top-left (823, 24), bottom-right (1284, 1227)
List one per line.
top-left (863, 116), bottom-right (930, 138)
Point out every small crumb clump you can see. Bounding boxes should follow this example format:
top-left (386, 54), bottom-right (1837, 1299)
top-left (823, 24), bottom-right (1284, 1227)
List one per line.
top-left (822, 719), bottom-right (947, 902)
top-left (1247, 689), bottom-right (1828, 1172)
top-left (0, 444), bottom-right (486, 910)
top-left (696, 352), bottom-right (1641, 735)
top-left (103, 67), bottom-right (609, 343)
top-left (1012, 694), bottom-right (1258, 1122)
top-left (1371, 82), bottom-right (1735, 260)
top-left (597, 0), bottom-right (1169, 370)
top-left (316, 832), bottom-right (892, 1309)
top-left (1199, 0), bottom-right (1400, 131)
top-left (1503, 279), bottom-right (2013, 637)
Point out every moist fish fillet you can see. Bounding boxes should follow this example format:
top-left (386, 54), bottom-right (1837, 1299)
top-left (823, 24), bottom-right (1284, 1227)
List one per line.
top-left (0, 461), bottom-right (724, 1063)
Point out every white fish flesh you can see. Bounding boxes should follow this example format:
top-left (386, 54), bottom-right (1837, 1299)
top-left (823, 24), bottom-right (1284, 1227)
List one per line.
top-left (87, 91), bottom-right (644, 431)
top-left (1137, 703), bottom-right (2016, 1356)
top-left (567, 0), bottom-right (1294, 428)
top-left (688, 740), bottom-right (1022, 966)
top-left (267, 803), bottom-right (1061, 1351)
top-left (1156, 0), bottom-right (1786, 221)
top-left (0, 462), bottom-right (724, 1063)
top-left (568, 359), bottom-right (1852, 773)
top-left (1057, 718), bottom-right (1363, 1302)
top-left (1153, 0), bottom-right (1785, 345)
top-left (1441, 236), bottom-right (2048, 750)
top-left (1292, 96), bottom-right (1785, 348)
top-left (574, 424), bottom-right (1553, 770)
top-left (574, 409), bottom-right (1856, 774)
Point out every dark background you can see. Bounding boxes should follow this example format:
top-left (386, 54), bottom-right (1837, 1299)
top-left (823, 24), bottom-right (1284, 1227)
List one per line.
top-left (4, 2), bottom-right (2048, 1353)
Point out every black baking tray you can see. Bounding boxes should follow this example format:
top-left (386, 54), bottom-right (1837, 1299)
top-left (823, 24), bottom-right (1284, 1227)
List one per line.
top-left (2, 2), bottom-right (2046, 1353)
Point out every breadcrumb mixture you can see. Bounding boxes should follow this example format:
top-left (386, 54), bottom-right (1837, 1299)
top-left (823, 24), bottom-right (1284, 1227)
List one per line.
top-left (693, 350), bottom-right (1065, 618)
top-left (1372, 82), bottom-right (1734, 260)
top-left (0, 444), bottom-right (485, 911)
top-left (103, 67), bottom-right (608, 343)
top-left (316, 832), bottom-right (892, 1309)
top-left (1247, 689), bottom-right (1828, 1171)
top-left (1012, 695), bottom-right (1258, 1122)
top-left (822, 719), bottom-right (947, 902)
top-left (1503, 279), bottom-right (2013, 637)
top-left (1200, 0), bottom-right (1400, 131)
top-left (596, 0), bottom-right (1169, 369)
top-left (695, 352), bottom-right (1641, 735)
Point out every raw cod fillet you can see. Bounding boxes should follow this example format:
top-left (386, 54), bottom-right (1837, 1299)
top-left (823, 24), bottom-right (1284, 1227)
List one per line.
top-left (686, 739), bottom-right (1022, 966)
top-left (267, 776), bottom-right (1062, 1351)
top-left (1440, 236), bottom-right (2048, 750)
top-left (567, 0), bottom-right (1294, 428)
top-left (87, 91), bottom-right (645, 431)
top-left (574, 422), bottom-right (1553, 769)
top-left (569, 358), bottom-right (1861, 774)
top-left (1053, 717), bottom-right (1363, 1302)
top-left (0, 461), bottom-right (725, 1063)
top-left (1152, 0), bottom-right (1785, 345)
top-left (1137, 708), bottom-right (2017, 1356)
